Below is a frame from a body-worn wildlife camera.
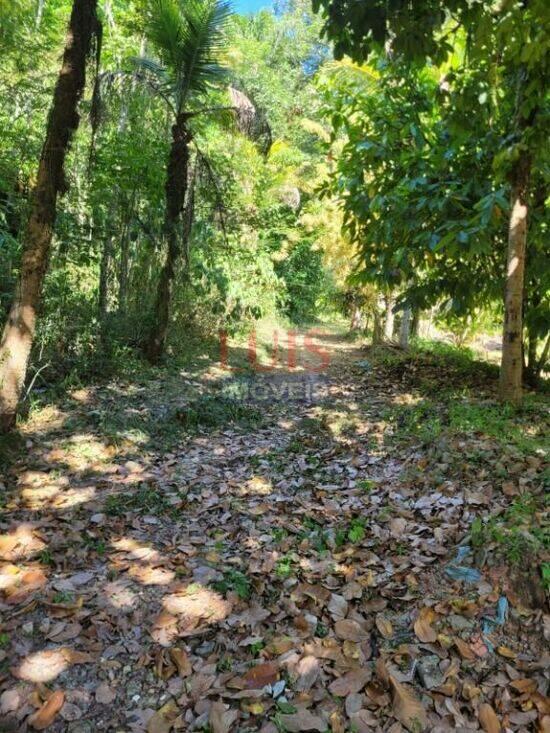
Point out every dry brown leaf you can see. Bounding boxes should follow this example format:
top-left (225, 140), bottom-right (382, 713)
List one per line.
top-left (151, 611), bottom-right (179, 647)
top-left (413, 607), bottom-right (437, 643)
top-left (478, 703), bottom-right (501, 733)
top-left (209, 700), bottom-right (239, 733)
top-left (454, 637), bottom-right (476, 660)
top-left (510, 678), bottom-right (537, 694)
top-left (28, 690), bottom-right (65, 730)
top-left (334, 619), bottom-right (368, 642)
top-left (329, 711), bottom-right (345, 733)
top-left (375, 656), bottom-right (390, 686)
top-left (170, 648), bottom-right (192, 677)
top-left (329, 668), bottom-right (371, 697)
top-left (294, 655), bottom-right (320, 691)
top-left (389, 675), bottom-right (428, 732)
top-left (242, 662), bottom-right (278, 689)
top-left (327, 594), bottom-right (348, 620)
top-left (279, 709), bottom-right (327, 732)
top-left (147, 699), bottom-right (179, 733)
top-left (375, 615), bottom-right (393, 639)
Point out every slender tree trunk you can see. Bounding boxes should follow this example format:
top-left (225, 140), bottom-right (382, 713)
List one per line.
top-left (36, 0), bottom-right (46, 28)
top-left (350, 305), bottom-right (362, 331)
top-left (536, 333), bottom-right (550, 377)
top-left (410, 310), bottom-right (419, 338)
top-left (499, 152), bottom-right (530, 404)
top-left (181, 160), bottom-right (197, 279)
top-left (99, 235), bottom-right (114, 320)
top-left (118, 225), bottom-right (130, 316)
top-left (0, 0), bottom-right (99, 432)
top-left (373, 310), bottom-right (383, 344)
top-left (146, 113), bottom-right (191, 364)
top-left (384, 293), bottom-right (395, 341)
top-left (400, 305), bottom-right (411, 349)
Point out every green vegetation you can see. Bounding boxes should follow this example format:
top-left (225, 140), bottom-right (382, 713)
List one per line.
top-left (104, 485), bottom-right (172, 516)
top-left (212, 569), bottom-right (252, 600)
top-left (175, 394), bottom-right (262, 431)
top-left (470, 494), bottom-right (549, 566)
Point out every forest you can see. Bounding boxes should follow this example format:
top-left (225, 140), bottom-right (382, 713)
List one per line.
top-left (0, 0), bottom-right (548, 731)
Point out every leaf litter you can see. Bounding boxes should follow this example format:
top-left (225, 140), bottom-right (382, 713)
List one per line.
top-left (0, 334), bottom-right (548, 731)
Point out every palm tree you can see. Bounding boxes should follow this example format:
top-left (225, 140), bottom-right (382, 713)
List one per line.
top-left (0, 0), bottom-right (100, 432)
top-left (137, 0), bottom-right (233, 363)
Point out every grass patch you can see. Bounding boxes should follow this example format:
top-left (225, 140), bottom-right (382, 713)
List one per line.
top-left (470, 493), bottom-right (549, 565)
top-left (175, 394), bottom-right (262, 431)
top-left (104, 485), bottom-right (172, 516)
top-left (211, 569), bottom-right (252, 600)
top-left (385, 394), bottom-right (548, 455)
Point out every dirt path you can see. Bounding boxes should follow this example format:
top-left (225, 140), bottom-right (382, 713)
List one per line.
top-left (0, 332), bottom-right (547, 732)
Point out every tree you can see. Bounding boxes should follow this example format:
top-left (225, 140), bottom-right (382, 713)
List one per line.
top-left (136, 0), bottom-right (232, 363)
top-left (0, 0), bottom-right (100, 432)
top-left (313, 0), bottom-right (549, 402)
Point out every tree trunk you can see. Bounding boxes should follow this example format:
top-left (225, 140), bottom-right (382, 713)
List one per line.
top-left (399, 305), bottom-right (411, 349)
top-left (410, 310), bottom-right (419, 337)
top-left (146, 114), bottom-right (191, 364)
top-left (499, 152), bottom-right (530, 404)
top-left (373, 310), bottom-right (383, 344)
top-left (536, 333), bottom-right (550, 377)
top-left (350, 305), bottom-right (362, 331)
top-left (36, 0), bottom-right (46, 27)
top-left (384, 293), bottom-right (395, 341)
top-left (0, 0), bottom-right (99, 432)
top-left (99, 235), bottom-right (114, 321)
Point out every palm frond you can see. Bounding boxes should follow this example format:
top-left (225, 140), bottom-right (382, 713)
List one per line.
top-left (141, 0), bottom-right (233, 112)
top-left (145, 0), bottom-right (187, 78)
top-left (132, 56), bottom-right (172, 87)
top-left (175, 0), bottom-right (233, 109)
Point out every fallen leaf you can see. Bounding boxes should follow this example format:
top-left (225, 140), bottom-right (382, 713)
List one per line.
top-left (242, 662), bottom-right (278, 689)
top-left (151, 611), bottom-right (179, 647)
top-left (294, 655), bottom-right (320, 691)
top-left (170, 648), bottom-right (192, 677)
top-left (389, 675), bottom-right (428, 732)
top-left (279, 709), bottom-right (327, 732)
top-left (147, 699), bottom-right (179, 733)
top-left (510, 678), bottom-right (537, 694)
top-left (478, 702), bottom-right (501, 733)
top-left (334, 619), bottom-right (368, 642)
top-left (28, 690), bottom-right (65, 730)
top-left (375, 615), bottom-right (393, 639)
top-left (327, 594), bottom-right (348, 620)
top-left (414, 607), bottom-right (437, 643)
top-left (454, 637), bottom-right (476, 661)
top-left (210, 700), bottom-right (239, 733)
top-left (329, 668), bottom-right (371, 697)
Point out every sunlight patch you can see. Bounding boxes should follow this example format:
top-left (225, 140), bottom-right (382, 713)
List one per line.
top-left (111, 538), bottom-right (161, 562)
top-left (128, 565), bottom-right (175, 585)
top-left (0, 524), bottom-right (46, 561)
top-left (242, 475), bottom-right (273, 496)
top-left (14, 648), bottom-right (69, 682)
top-left (162, 583), bottom-right (232, 623)
top-left (102, 580), bottom-right (139, 610)
top-left (53, 486), bottom-right (97, 509)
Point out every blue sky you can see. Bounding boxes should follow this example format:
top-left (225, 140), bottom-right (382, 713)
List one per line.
top-left (234, 0), bottom-right (273, 13)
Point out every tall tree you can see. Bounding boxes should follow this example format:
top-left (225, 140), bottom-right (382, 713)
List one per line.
top-left (137, 0), bottom-right (232, 363)
top-left (313, 0), bottom-right (549, 402)
top-left (0, 0), bottom-right (101, 432)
